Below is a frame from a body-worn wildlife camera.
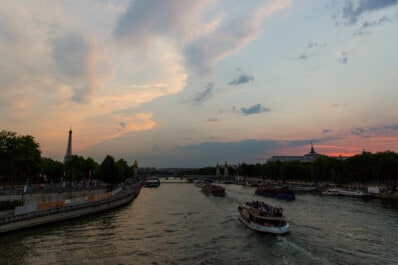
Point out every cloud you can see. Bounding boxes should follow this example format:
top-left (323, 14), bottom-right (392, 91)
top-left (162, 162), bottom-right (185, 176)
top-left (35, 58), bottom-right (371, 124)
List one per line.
top-left (323, 129), bottom-right (333, 134)
top-left (351, 127), bottom-right (365, 135)
top-left (113, 0), bottom-right (290, 76)
top-left (344, 125), bottom-right (398, 138)
top-left (355, 16), bottom-right (391, 35)
top-left (80, 112), bottom-right (158, 149)
top-left (305, 41), bottom-right (326, 49)
top-left (362, 16), bottom-right (391, 28)
top-left (350, 127), bottom-right (379, 137)
top-left (172, 137), bottom-right (337, 166)
top-left (193, 83), bottom-right (213, 105)
top-left (385, 124), bottom-right (398, 130)
top-left (294, 41), bottom-right (326, 62)
top-left (52, 33), bottom-right (99, 103)
top-left (307, 42), bottom-right (318, 48)
top-left (298, 53), bottom-right (309, 60)
top-left (0, 7), bottom-right (184, 156)
top-left (240, 103), bottom-right (270, 116)
top-left (183, 0), bottom-right (291, 74)
top-left (228, 72), bottom-right (254, 86)
top-left (342, 0), bottom-right (398, 25)
top-left (330, 103), bottom-right (345, 108)
top-left (176, 139), bottom-right (282, 164)
top-left (179, 139), bottom-right (280, 152)
top-left (338, 51), bottom-right (348, 64)
top-left (113, 0), bottom-right (211, 49)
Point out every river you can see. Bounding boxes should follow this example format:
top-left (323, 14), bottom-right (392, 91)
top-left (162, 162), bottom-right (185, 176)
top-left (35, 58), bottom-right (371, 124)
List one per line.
top-left (0, 183), bottom-right (397, 265)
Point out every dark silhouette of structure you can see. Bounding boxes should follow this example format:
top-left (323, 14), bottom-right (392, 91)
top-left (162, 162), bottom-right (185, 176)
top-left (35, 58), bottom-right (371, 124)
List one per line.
top-left (268, 142), bottom-right (323, 162)
top-left (268, 142), bottom-right (350, 162)
top-left (64, 128), bottom-right (72, 162)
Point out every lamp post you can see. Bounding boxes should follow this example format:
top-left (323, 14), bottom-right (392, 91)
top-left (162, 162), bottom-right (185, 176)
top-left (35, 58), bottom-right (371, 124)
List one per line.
top-left (22, 184), bottom-right (27, 205)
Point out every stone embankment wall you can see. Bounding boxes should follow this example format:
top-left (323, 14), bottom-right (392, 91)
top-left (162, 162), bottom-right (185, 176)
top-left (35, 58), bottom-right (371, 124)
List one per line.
top-left (0, 189), bottom-right (106, 204)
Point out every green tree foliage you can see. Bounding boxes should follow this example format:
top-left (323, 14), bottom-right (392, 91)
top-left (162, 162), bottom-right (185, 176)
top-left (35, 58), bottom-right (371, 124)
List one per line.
top-left (98, 155), bottom-right (118, 191)
top-left (239, 163), bottom-right (256, 177)
top-left (115, 159), bottom-right (132, 182)
top-left (311, 157), bottom-right (344, 184)
top-left (374, 151), bottom-right (398, 186)
top-left (64, 155), bottom-right (88, 182)
top-left (64, 156), bottom-right (100, 183)
top-left (85, 157), bottom-right (99, 180)
top-left (234, 151), bottom-right (397, 186)
top-left (0, 130), bottom-right (41, 187)
top-left (40, 157), bottom-right (65, 182)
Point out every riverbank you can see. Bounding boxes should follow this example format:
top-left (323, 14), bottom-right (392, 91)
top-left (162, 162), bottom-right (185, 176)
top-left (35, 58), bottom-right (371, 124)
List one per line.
top-left (233, 177), bottom-right (398, 200)
top-left (0, 181), bottom-right (141, 234)
top-left (0, 189), bottom-right (107, 205)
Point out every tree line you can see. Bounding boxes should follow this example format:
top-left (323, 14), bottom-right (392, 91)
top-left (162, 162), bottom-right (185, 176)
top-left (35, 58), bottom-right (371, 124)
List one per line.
top-left (182, 153), bottom-right (398, 187)
top-left (0, 130), bottom-right (136, 191)
top-left (233, 151), bottom-right (397, 186)
top-left (1, 130), bottom-right (397, 190)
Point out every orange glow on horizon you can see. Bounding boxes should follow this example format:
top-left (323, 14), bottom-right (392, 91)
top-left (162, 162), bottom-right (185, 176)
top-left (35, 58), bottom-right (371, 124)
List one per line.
top-left (322, 152), bottom-right (357, 157)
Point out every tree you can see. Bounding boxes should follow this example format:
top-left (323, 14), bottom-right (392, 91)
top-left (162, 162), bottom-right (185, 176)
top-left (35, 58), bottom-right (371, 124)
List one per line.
top-left (0, 131), bottom-right (16, 185)
top-left (115, 159), bottom-right (131, 183)
top-left (64, 155), bottom-right (87, 182)
top-left (0, 130), bottom-right (41, 187)
top-left (40, 157), bottom-right (65, 182)
top-left (85, 157), bottom-right (99, 182)
top-left (263, 161), bottom-right (282, 181)
top-left (374, 151), bottom-right (398, 187)
top-left (98, 155), bottom-right (118, 191)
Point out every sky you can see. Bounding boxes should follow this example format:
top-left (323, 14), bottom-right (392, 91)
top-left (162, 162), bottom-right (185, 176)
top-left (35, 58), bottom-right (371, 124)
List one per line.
top-left (1, 0), bottom-right (398, 168)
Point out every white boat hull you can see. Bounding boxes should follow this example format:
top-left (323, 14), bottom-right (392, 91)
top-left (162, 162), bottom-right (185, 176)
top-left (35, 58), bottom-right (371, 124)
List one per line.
top-left (338, 190), bottom-right (366, 197)
top-left (322, 188), bottom-right (369, 197)
top-left (239, 213), bottom-right (289, 234)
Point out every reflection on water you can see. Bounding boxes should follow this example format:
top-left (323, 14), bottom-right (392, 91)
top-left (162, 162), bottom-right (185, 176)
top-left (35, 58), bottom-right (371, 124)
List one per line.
top-left (1, 184), bottom-right (397, 265)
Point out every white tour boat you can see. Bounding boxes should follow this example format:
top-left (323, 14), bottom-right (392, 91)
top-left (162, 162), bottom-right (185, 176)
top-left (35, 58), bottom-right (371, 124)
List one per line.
top-left (322, 188), bottom-right (370, 197)
top-left (238, 201), bottom-right (289, 234)
top-left (322, 188), bottom-right (342, 196)
top-left (338, 189), bottom-right (369, 197)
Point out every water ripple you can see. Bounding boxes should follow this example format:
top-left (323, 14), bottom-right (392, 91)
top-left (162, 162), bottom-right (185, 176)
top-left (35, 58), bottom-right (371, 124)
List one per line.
top-left (1, 184), bottom-right (397, 265)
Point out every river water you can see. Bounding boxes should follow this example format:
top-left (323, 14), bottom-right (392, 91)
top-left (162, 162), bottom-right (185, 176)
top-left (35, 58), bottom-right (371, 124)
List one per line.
top-left (1, 183), bottom-right (397, 265)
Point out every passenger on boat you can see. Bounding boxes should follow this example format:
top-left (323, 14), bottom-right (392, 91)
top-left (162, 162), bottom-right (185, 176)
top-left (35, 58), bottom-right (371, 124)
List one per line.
top-left (245, 200), bottom-right (283, 217)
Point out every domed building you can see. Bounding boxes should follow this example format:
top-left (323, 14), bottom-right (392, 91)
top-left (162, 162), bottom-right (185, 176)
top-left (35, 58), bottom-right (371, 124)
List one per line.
top-left (268, 143), bottom-right (326, 163)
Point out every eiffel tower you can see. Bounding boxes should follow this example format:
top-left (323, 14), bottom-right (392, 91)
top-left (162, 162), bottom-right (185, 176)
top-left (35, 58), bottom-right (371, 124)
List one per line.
top-left (64, 128), bottom-right (73, 162)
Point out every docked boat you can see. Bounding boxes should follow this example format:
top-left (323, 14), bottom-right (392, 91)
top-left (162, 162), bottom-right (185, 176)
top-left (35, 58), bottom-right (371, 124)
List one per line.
top-left (321, 188), bottom-right (342, 196)
top-left (194, 180), bottom-right (208, 188)
top-left (238, 201), bottom-right (289, 234)
top-left (255, 186), bottom-right (295, 200)
top-left (288, 185), bottom-right (317, 192)
top-left (201, 184), bottom-right (225, 197)
top-left (338, 189), bottom-right (370, 197)
top-left (322, 188), bottom-right (370, 197)
top-left (144, 177), bottom-right (160, 187)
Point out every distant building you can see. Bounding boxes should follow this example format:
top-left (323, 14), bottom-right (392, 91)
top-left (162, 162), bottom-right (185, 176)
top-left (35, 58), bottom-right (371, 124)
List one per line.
top-left (268, 143), bottom-right (333, 163)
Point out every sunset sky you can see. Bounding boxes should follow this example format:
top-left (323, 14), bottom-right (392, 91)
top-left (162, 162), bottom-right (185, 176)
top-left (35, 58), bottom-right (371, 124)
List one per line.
top-left (1, 0), bottom-right (398, 167)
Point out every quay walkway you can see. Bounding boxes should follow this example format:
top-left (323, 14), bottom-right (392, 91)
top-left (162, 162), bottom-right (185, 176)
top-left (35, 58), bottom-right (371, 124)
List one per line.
top-left (0, 183), bottom-right (141, 234)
